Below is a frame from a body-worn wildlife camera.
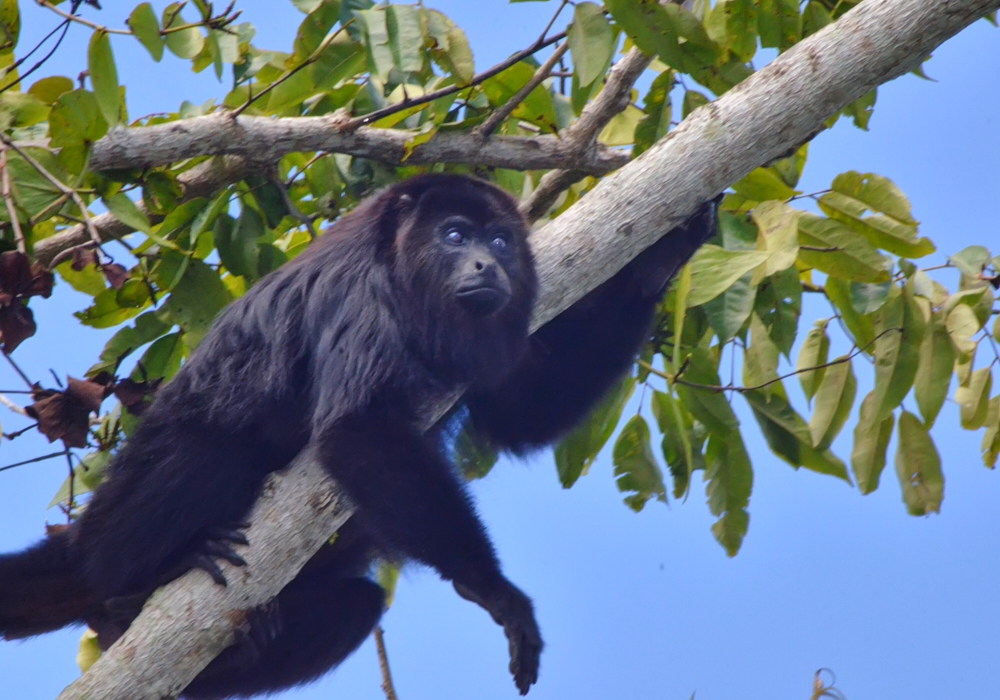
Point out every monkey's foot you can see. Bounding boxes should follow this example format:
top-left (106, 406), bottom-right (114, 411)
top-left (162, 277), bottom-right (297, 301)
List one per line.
top-left (229, 599), bottom-right (282, 665)
top-left (186, 522), bottom-right (251, 587)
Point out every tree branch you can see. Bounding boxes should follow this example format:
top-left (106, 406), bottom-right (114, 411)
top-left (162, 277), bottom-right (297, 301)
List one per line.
top-left (56, 0), bottom-right (1000, 697)
top-left (84, 113), bottom-right (628, 176)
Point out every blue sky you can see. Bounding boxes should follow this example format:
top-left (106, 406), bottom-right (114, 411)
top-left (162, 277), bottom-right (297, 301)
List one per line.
top-left (1, 2), bottom-right (998, 699)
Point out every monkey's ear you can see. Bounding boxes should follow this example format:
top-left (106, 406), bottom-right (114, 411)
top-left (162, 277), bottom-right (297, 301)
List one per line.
top-left (396, 193), bottom-right (415, 213)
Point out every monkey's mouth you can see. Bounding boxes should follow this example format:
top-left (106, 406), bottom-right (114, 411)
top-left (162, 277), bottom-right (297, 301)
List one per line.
top-left (455, 285), bottom-right (511, 315)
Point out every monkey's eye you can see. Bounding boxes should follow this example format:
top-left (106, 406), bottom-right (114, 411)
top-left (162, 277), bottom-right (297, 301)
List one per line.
top-left (491, 236), bottom-right (509, 253)
top-left (444, 228), bottom-right (466, 245)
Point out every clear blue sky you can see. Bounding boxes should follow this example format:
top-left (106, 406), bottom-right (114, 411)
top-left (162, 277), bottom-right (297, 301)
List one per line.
top-left (1, 2), bottom-right (998, 699)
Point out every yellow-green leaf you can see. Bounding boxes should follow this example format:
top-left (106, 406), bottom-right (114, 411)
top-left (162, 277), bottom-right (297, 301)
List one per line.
top-left (743, 312), bottom-right (779, 393)
top-left (704, 431), bottom-right (753, 557)
top-left (386, 4), bottom-right (423, 74)
top-left (914, 311), bottom-right (955, 426)
top-left (825, 276), bottom-right (875, 352)
top-left (982, 397), bottom-right (1000, 469)
top-left (851, 391), bottom-right (894, 494)
top-left (796, 318), bottom-right (830, 402)
top-left (895, 410), bottom-right (944, 516)
top-left (955, 367), bottom-right (993, 430)
top-left (568, 2), bottom-right (615, 88)
top-left (870, 284), bottom-right (925, 420)
top-left (732, 167), bottom-right (797, 203)
top-left (555, 376), bottom-right (635, 488)
top-left (751, 199), bottom-right (799, 282)
top-left (797, 213), bottom-right (891, 283)
top-left (77, 629), bottom-right (102, 673)
top-left (613, 415), bottom-right (667, 512)
top-left (128, 3), bottom-right (163, 62)
top-left (808, 357), bottom-right (856, 451)
top-left (102, 193), bottom-right (152, 234)
top-left (163, 4), bottom-right (205, 59)
top-left (27, 76), bottom-right (73, 105)
top-left (686, 244), bottom-right (770, 307)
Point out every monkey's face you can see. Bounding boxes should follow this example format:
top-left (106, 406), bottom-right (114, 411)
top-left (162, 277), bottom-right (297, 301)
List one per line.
top-left (393, 180), bottom-right (534, 322)
top-left (388, 175), bottom-right (537, 386)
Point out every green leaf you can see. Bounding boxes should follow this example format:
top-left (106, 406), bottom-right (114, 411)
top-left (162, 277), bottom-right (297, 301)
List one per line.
top-left (633, 69), bottom-right (673, 157)
top-left (555, 375), bottom-right (635, 488)
top-left (949, 245), bottom-right (991, 278)
top-left (77, 629), bottom-right (102, 674)
top-left (682, 89), bottom-right (710, 119)
top-left (751, 200), bottom-right (799, 281)
top-left (955, 367), bottom-right (993, 430)
top-left (598, 104), bottom-right (644, 146)
top-left (75, 286), bottom-right (147, 328)
top-left (425, 10), bottom-right (474, 85)
top-left (483, 61), bottom-right (558, 133)
top-left (796, 318), bottom-right (830, 402)
top-left (742, 312), bottom-right (779, 394)
top-left (870, 283), bottom-right (925, 420)
top-left (851, 391), bottom-right (894, 494)
top-left (758, 0), bottom-right (800, 51)
top-left (0, 91), bottom-right (48, 130)
top-left (131, 332), bottom-right (184, 382)
top-left (102, 193), bottom-right (152, 234)
top-left (841, 88), bottom-right (876, 130)
top-left (825, 276), bottom-right (875, 351)
top-left (27, 76), bottom-right (74, 105)
top-left (796, 213), bottom-right (891, 283)
top-left (4, 147), bottom-right (65, 218)
top-left (802, 0), bottom-right (832, 37)
top-left (128, 3), bottom-right (164, 62)
top-left (686, 244), bottom-right (770, 307)
top-left (353, 7), bottom-right (393, 81)
top-left (675, 348), bottom-right (740, 436)
top-left (651, 390), bottom-right (704, 498)
top-left (753, 266), bottom-right (801, 358)
top-left (386, 4), bottom-right (423, 74)
top-left (704, 431), bottom-right (753, 557)
top-left (607, 0), bottom-right (683, 69)
top-left (613, 415), bottom-right (667, 512)
top-left (945, 303), bottom-right (980, 359)
top-left (568, 2), bottom-right (615, 88)
top-left (849, 281), bottom-right (891, 315)
top-left (291, 0), bottom-right (341, 64)
top-left (0, 0), bottom-right (19, 56)
top-left (731, 167), bottom-right (797, 202)
top-left (160, 258), bottom-right (231, 349)
top-left (454, 426), bottom-right (498, 481)
top-left (703, 272), bottom-right (755, 344)
top-left (163, 4), bottom-right (205, 59)
top-left (56, 259), bottom-right (106, 298)
top-left (818, 171), bottom-right (934, 259)
top-left (49, 89), bottom-right (108, 172)
top-left (982, 397), bottom-right (1000, 469)
top-left (808, 357), bottom-right (856, 451)
top-left (744, 383), bottom-right (850, 482)
top-left (88, 311), bottom-right (171, 376)
top-left (216, 207), bottom-right (267, 280)
top-left (914, 311), bottom-right (955, 426)
top-left (895, 410), bottom-right (944, 516)
top-left (710, 0), bottom-right (757, 61)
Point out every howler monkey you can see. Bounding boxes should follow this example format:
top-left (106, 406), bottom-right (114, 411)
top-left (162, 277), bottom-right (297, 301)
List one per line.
top-left (0, 174), bottom-right (718, 698)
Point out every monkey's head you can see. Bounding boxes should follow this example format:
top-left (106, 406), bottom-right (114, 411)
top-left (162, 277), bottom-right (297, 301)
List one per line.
top-left (382, 174), bottom-right (537, 386)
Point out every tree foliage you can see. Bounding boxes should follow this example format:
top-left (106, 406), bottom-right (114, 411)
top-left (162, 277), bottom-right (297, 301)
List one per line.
top-left (0, 0), bottom-right (994, 592)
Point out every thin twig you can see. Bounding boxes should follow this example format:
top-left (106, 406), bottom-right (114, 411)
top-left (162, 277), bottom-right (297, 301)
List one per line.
top-left (639, 326), bottom-right (904, 393)
top-left (2, 351), bottom-right (33, 389)
top-left (373, 626), bottom-right (400, 700)
top-left (233, 20), bottom-right (353, 117)
top-left (347, 31), bottom-right (567, 130)
top-left (268, 171), bottom-right (318, 239)
top-left (64, 449), bottom-right (75, 523)
top-left (0, 392), bottom-right (28, 416)
top-left (0, 145), bottom-right (25, 253)
top-left (476, 41), bottom-right (569, 139)
top-left (0, 450), bottom-right (65, 473)
top-left (35, 0), bottom-right (132, 35)
top-left (521, 47), bottom-right (653, 220)
top-left (1, 136), bottom-right (103, 251)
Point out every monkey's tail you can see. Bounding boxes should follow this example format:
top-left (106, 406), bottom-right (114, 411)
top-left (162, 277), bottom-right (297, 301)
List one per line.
top-left (0, 527), bottom-right (93, 640)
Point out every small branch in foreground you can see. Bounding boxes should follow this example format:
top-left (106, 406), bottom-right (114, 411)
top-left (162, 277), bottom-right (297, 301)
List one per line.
top-left (345, 31), bottom-right (567, 130)
top-left (0, 145), bottom-right (25, 253)
top-left (639, 327), bottom-right (903, 394)
top-left (0, 450), bottom-right (65, 473)
top-left (374, 626), bottom-right (400, 700)
top-left (0, 392), bottom-right (28, 416)
top-left (476, 41), bottom-right (570, 139)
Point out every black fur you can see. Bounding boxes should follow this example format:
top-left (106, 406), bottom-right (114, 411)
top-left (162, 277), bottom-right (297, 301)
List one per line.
top-left (0, 174), bottom-right (717, 698)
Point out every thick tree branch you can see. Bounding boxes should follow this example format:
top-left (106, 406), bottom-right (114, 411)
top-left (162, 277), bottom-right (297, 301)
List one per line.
top-left (85, 112), bottom-right (629, 176)
top-left (56, 0), bottom-right (1000, 697)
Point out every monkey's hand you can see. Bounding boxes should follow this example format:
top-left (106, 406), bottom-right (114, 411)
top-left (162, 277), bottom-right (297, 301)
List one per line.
top-left (454, 579), bottom-right (543, 695)
top-left (626, 196), bottom-right (722, 299)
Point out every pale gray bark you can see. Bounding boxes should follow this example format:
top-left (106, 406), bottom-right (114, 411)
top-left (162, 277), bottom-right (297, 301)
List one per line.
top-left (57, 0), bottom-right (999, 697)
top-left (87, 113), bottom-right (630, 175)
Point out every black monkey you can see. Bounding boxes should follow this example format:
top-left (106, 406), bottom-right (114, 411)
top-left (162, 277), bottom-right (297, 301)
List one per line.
top-left (0, 174), bottom-right (718, 698)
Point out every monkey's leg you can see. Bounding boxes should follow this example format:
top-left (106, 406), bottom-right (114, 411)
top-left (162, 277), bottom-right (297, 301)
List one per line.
top-left (183, 575), bottom-right (385, 699)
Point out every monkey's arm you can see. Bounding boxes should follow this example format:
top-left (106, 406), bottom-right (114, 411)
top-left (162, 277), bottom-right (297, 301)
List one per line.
top-left (467, 200), bottom-right (718, 452)
top-left (314, 406), bottom-right (542, 694)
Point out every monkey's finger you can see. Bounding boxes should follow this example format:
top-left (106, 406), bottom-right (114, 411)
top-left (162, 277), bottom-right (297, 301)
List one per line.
top-left (202, 540), bottom-right (248, 568)
top-left (204, 526), bottom-right (250, 546)
top-left (192, 555), bottom-right (228, 586)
